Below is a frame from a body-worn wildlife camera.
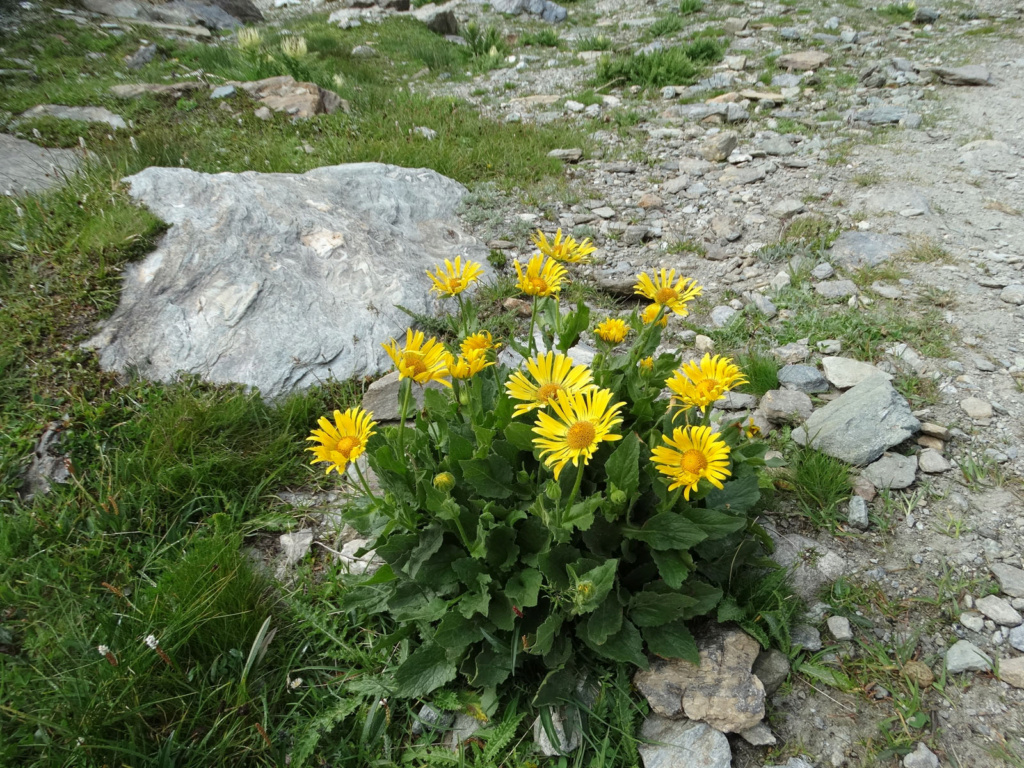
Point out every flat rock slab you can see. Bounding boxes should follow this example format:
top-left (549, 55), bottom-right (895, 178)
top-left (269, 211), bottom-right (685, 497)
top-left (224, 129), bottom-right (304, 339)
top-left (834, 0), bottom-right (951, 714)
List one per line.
top-left (111, 82), bottom-right (205, 99)
top-left (767, 526), bottom-right (847, 601)
top-left (830, 230), bottom-right (906, 269)
top-left (227, 76), bottom-right (346, 118)
top-left (0, 134), bottom-right (84, 196)
top-left (945, 640), bottom-right (991, 673)
top-left (638, 716), bottom-right (731, 768)
top-left (86, 163), bottom-right (488, 398)
top-left (822, 356), bottom-right (892, 389)
top-left (19, 104), bottom-right (127, 129)
top-left (760, 388), bottom-right (813, 423)
top-left (792, 374), bottom-right (919, 466)
top-left (1000, 657), bottom-right (1024, 689)
top-left (634, 627), bottom-right (765, 733)
top-left (814, 279), bottom-right (857, 299)
top-left (991, 563), bottom-right (1024, 598)
top-left (975, 595), bottom-right (1023, 626)
top-left (777, 51), bottom-right (830, 70)
top-left (931, 65), bottom-right (991, 86)
top-left (777, 364), bottom-right (828, 393)
top-left (861, 453), bottom-right (917, 490)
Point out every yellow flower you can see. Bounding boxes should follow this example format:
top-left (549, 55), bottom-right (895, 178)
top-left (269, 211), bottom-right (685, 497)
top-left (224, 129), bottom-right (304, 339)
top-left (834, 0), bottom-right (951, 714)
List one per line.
top-left (514, 253), bottom-right (568, 297)
top-left (460, 330), bottom-right (500, 357)
top-left (666, 354), bottom-right (748, 411)
top-left (640, 304), bottom-right (667, 327)
top-left (433, 472), bottom-right (456, 491)
top-left (306, 408), bottom-right (377, 476)
top-left (532, 228), bottom-right (597, 264)
top-left (638, 356), bottom-right (655, 373)
top-left (382, 329), bottom-right (453, 388)
top-left (634, 270), bottom-right (702, 317)
top-left (745, 418), bottom-right (761, 439)
top-left (651, 425), bottom-right (731, 500)
top-left (450, 348), bottom-right (494, 380)
top-left (532, 388), bottom-right (625, 480)
top-left (506, 351), bottom-right (595, 418)
top-left (427, 256), bottom-right (484, 298)
top-left (594, 318), bottom-right (629, 344)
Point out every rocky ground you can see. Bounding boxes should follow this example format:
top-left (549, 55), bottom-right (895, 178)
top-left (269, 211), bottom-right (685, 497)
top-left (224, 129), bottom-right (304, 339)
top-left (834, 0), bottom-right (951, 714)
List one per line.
top-left (4, 0), bottom-right (1024, 762)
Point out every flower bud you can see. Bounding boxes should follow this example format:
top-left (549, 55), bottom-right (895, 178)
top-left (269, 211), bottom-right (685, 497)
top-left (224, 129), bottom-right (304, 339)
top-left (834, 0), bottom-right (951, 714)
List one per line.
top-left (432, 472), bottom-right (456, 492)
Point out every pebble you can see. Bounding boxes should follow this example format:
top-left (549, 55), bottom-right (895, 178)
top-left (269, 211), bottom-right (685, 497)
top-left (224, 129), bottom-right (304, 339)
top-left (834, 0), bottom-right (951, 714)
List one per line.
top-left (903, 742), bottom-right (940, 768)
top-left (960, 612), bottom-right (985, 633)
top-left (792, 624), bottom-right (822, 651)
top-left (945, 640), bottom-right (992, 673)
top-left (862, 453), bottom-right (917, 490)
top-left (811, 262), bottom-right (836, 280)
top-left (1009, 625), bottom-right (1024, 652)
top-left (814, 279), bottom-right (858, 299)
top-left (960, 397), bottom-right (993, 420)
top-left (827, 616), bottom-right (853, 641)
top-left (848, 496), bottom-right (870, 530)
top-left (918, 448), bottom-right (950, 474)
top-left (975, 595), bottom-right (1023, 627)
top-left (991, 563), bottom-right (1024, 598)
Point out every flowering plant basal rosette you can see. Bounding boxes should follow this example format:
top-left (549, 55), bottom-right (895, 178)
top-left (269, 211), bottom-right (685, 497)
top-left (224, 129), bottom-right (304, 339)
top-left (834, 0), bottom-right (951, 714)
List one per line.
top-left (307, 234), bottom-right (779, 704)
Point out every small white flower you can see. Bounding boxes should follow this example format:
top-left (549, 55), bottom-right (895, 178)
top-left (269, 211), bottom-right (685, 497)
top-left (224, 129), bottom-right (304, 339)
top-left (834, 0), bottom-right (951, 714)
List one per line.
top-left (288, 676), bottom-right (303, 690)
top-left (97, 645), bottom-right (110, 656)
top-left (144, 634), bottom-right (158, 650)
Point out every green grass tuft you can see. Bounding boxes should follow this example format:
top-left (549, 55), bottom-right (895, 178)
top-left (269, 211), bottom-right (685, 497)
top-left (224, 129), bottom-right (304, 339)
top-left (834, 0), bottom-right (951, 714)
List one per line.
top-left (595, 39), bottom-right (725, 88)
top-left (737, 350), bottom-right (780, 396)
top-left (789, 446), bottom-right (852, 527)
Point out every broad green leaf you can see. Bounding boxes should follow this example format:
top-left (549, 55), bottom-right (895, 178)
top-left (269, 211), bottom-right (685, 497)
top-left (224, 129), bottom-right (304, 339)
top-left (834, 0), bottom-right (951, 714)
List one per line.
top-left (537, 544), bottom-right (582, 590)
top-left (434, 612), bottom-right (483, 654)
top-left (561, 494), bottom-right (602, 533)
top-left (678, 580), bottom-right (723, 619)
top-left (393, 643), bottom-right (458, 698)
top-left (716, 595), bottom-right (747, 623)
top-left (404, 524), bottom-right (444, 579)
top-left (643, 619), bottom-right (699, 663)
top-left (373, 444), bottom-right (408, 476)
top-left (506, 568), bottom-right (543, 609)
top-left (605, 431), bottom-right (640, 497)
top-left (485, 524), bottom-right (519, 570)
top-left (423, 387), bottom-right (450, 419)
top-left (458, 574), bottom-right (493, 619)
top-left (624, 513), bottom-right (707, 551)
top-left (796, 662), bottom-right (855, 691)
top-left (703, 474), bottom-right (761, 515)
top-left (572, 558), bottom-right (619, 615)
top-left (533, 667), bottom-right (577, 708)
top-left (375, 533), bottom-right (419, 569)
top-left (650, 549), bottom-right (692, 590)
top-left (360, 563), bottom-right (395, 585)
top-left (587, 594), bottom-right (623, 645)
top-left (583, 619), bottom-right (647, 667)
top-left (448, 432), bottom-right (475, 465)
top-left (391, 596), bottom-right (448, 623)
top-left (469, 646), bottom-right (512, 688)
top-left (629, 592), bottom-right (699, 627)
top-left (460, 455), bottom-right (515, 499)
top-left (487, 593), bottom-right (515, 631)
top-left (682, 507), bottom-right (748, 539)
top-left (530, 613), bottom-right (563, 656)
top-left (504, 421), bottom-right (536, 452)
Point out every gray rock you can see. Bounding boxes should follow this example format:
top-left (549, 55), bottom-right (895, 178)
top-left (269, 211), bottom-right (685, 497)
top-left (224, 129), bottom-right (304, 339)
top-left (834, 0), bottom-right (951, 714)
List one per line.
top-left (762, 136), bottom-right (796, 156)
top-left (715, 391), bottom-right (757, 410)
top-left (0, 134), bottom-right (83, 196)
top-left (769, 527), bottom-right (847, 601)
top-left (848, 497), bottom-right (869, 530)
top-left (772, 341), bottom-right (810, 364)
top-left (752, 649), bottom-right (790, 695)
top-left (633, 627), bottom-right (765, 733)
top-left (443, 713), bottom-right (483, 751)
top-left (830, 230), bottom-right (905, 269)
top-left (998, 657), bottom-right (1024, 689)
top-left (750, 292), bottom-right (777, 318)
top-left (719, 165), bottom-right (765, 186)
top-left (999, 284), bottom-right (1024, 305)
top-left (791, 375), bottom-right (919, 466)
top-left (960, 397), bottom-right (993, 420)
top-left (19, 422), bottom-right (72, 502)
top-left (739, 723), bottom-right (775, 746)
top-left (411, 704), bottom-right (455, 736)
top-left (711, 305), bottom-right (739, 327)
top-left (548, 148), bottom-right (583, 163)
top-left (904, 743), bottom-right (939, 768)
top-left (279, 528), bottom-right (314, 567)
top-left (778, 364), bottom-right (828, 394)
top-left (912, 7), bottom-right (939, 22)
top-left (777, 50), bottom-right (830, 70)
top-left (945, 640), bottom-right (992, 673)
top-left (766, 760), bottom-right (816, 768)
top-left (412, 2), bottom-right (459, 35)
top-left (701, 131), bottom-right (738, 162)
top-left (821, 356), bottom-right (891, 389)
top-left (144, 1), bottom-right (242, 30)
top-left (960, 612), bottom-right (985, 633)
top-left (862, 453), bottom-right (917, 490)
top-left (760, 389), bottom-right (813, 424)
top-left (362, 371), bottom-right (445, 421)
top-left (811, 262), bottom-right (835, 280)
top-left (533, 707), bottom-right (581, 755)
top-left (771, 73), bottom-right (803, 88)
top-left (638, 716), bottom-right (731, 768)
top-left (791, 624), bottom-right (822, 651)
top-left (19, 104), bottom-right (126, 129)
top-left (975, 595), bottom-right (1023, 627)
top-left (850, 106), bottom-right (918, 125)
top-left (483, 0), bottom-right (566, 22)
top-left (931, 65), bottom-right (991, 86)
top-left (86, 164), bottom-right (487, 398)
top-left (210, 85), bottom-right (236, 99)
top-left (991, 563), bottom-right (1024, 598)
top-left (209, 0), bottom-right (263, 22)
top-left (1009, 624), bottom-right (1024, 652)
top-left (814, 279), bottom-right (857, 299)
top-left (124, 43), bottom-right (157, 70)
top-left (827, 616), bottom-right (853, 641)
top-left (770, 198), bottom-right (806, 217)
top-left (918, 448), bottom-right (950, 474)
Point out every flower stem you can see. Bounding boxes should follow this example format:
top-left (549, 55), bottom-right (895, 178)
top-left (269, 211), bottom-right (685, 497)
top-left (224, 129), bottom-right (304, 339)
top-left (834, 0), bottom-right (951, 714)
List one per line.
top-left (397, 378), bottom-right (413, 457)
top-left (528, 295), bottom-right (538, 356)
top-left (352, 459), bottom-right (378, 502)
top-left (563, 462), bottom-right (586, 521)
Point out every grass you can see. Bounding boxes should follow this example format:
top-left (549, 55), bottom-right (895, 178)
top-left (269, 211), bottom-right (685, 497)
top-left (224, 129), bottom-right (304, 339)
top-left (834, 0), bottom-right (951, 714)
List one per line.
top-left (877, 3), bottom-right (916, 22)
top-left (782, 215), bottom-right (840, 247)
top-left (594, 39), bottom-right (725, 88)
top-left (787, 446), bottom-right (852, 528)
top-left (898, 237), bottom-right (952, 264)
top-left (678, 0), bottom-right (704, 14)
top-left (576, 34), bottom-right (614, 51)
top-left (519, 28), bottom-right (562, 48)
top-left (737, 350), bottom-right (780, 396)
top-left (644, 15), bottom-right (686, 40)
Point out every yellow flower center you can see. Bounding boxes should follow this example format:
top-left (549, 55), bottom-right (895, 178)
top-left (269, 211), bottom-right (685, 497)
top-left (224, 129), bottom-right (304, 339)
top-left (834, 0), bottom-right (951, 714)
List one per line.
top-left (695, 379), bottom-right (720, 400)
top-left (529, 276), bottom-right (549, 293)
top-left (655, 287), bottom-right (678, 304)
top-left (566, 421), bottom-right (597, 451)
top-left (445, 277), bottom-right (462, 292)
top-left (536, 383), bottom-right (562, 403)
top-left (335, 435), bottom-right (359, 459)
top-left (680, 449), bottom-right (708, 475)
top-left (404, 352), bottom-right (428, 376)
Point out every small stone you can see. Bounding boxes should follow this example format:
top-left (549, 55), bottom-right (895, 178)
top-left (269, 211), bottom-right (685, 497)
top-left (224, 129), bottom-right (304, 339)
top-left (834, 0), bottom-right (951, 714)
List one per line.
top-left (930, 65), bottom-right (991, 86)
top-left (350, 44), bottom-right (377, 58)
top-left (822, 356), bottom-right (891, 389)
top-left (991, 563), bottom-right (1024, 598)
top-left (254, 106), bottom-right (272, 120)
top-left (210, 85), bottom-right (236, 99)
top-left (920, 422), bottom-right (951, 441)
top-left (999, 657), bottom-right (1024, 689)
top-left (917, 435), bottom-right (944, 451)
top-left (716, 391), bottom-right (758, 410)
top-left (827, 616), bottom-right (853, 641)
top-left (960, 612), bottom-right (985, 633)
top-left (639, 192), bottom-right (663, 209)
top-left (760, 389), bottom-right (813, 423)
top-left (852, 476), bottom-right (876, 502)
top-left (792, 624), bottom-right (822, 651)
top-left (411, 704), bottom-right (455, 735)
top-left (960, 397), bottom-right (993, 420)
top-left (902, 660), bottom-right (934, 688)
top-left (777, 51), bottom-right (830, 70)
top-left (918, 448), bottom-right (950, 474)
top-left (912, 7), bottom-right (940, 22)
top-left (124, 43), bottom-right (157, 70)
top-left (862, 454), bottom-right (917, 490)
top-left (770, 199), bottom-right (806, 217)
top-left (695, 334), bottom-right (714, 354)
top-left (999, 284), bottom-right (1024, 305)
top-left (815, 279), bottom-right (858, 299)
top-left (548, 148), bottom-right (583, 163)
top-left (945, 639), bottom-right (992, 673)
top-left (903, 742), bottom-right (940, 768)
top-left (638, 717), bottom-right (731, 768)
top-left (848, 496), bottom-right (869, 530)
top-left (711, 305), bottom-right (739, 327)
top-left (771, 341), bottom-right (810, 364)
top-left (817, 339), bottom-right (842, 355)
top-left (724, 55), bottom-right (747, 70)
top-left (279, 529), bottom-right (314, 568)
top-left (752, 649), bottom-right (790, 695)
top-left (770, 270), bottom-right (791, 292)
top-left (701, 131), bottom-right (738, 162)
top-left (1009, 625), bottom-right (1024, 652)
top-left (811, 262), bottom-right (835, 280)
top-left (976, 595), bottom-right (1023, 627)
top-left (739, 723), bottom-right (776, 746)
top-left (750, 292), bottom-right (777, 318)
top-left (778, 364), bottom-right (829, 394)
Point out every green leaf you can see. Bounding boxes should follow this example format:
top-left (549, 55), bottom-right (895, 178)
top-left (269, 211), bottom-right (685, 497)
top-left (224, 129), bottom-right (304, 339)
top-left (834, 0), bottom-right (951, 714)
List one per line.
top-left (703, 474), bottom-right (761, 515)
top-left (504, 421), bottom-right (537, 452)
top-left (716, 595), bottom-right (747, 623)
top-left (460, 455), bottom-right (515, 499)
top-left (537, 545), bottom-right (581, 590)
top-left (487, 593), bottom-right (515, 631)
top-left (393, 643), bottom-right (458, 698)
top-left (530, 613), bottom-right (563, 656)
top-left (796, 662), bottom-right (855, 691)
top-left (629, 592), bottom-right (699, 627)
top-left (506, 568), bottom-right (543, 609)
top-left (458, 574), bottom-right (493, 619)
top-left (448, 431), bottom-right (475, 465)
top-left (561, 494), bottom-right (602, 533)
top-left (643, 620), bottom-right (699, 663)
top-left (434, 612), bottom-right (483, 654)
top-left (678, 580), bottom-right (723, 619)
top-left (605, 431), bottom-right (640, 497)
top-left (360, 563), bottom-right (396, 585)
top-left (485, 524), bottom-right (519, 570)
top-left (651, 549), bottom-right (692, 589)
top-left (423, 387), bottom-right (450, 419)
top-left (583, 619), bottom-right (647, 667)
top-left (573, 558), bottom-right (618, 615)
top-left (624, 512), bottom-right (707, 551)
top-left (469, 646), bottom-right (513, 688)
top-left (587, 594), bottom-right (623, 645)
top-left (373, 444), bottom-right (409, 476)
top-left (404, 523), bottom-right (444, 578)
top-left (682, 507), bottom-right (748, 539)
top-left (533, 667), bottom-right (577, 708)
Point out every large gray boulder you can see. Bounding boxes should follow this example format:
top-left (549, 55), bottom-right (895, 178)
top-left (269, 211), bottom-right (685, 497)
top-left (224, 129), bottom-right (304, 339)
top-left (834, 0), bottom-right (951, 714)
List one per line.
top-left (792, 374), bottom-right (919, 466)
top-left (478, 0), bottom-right (566, 22)
top-left (0, 134), bottom-right (84, 196)
top-left (829, 230), bottom-right (905, 269)
top-left (86, 163), bottom-right (488, 398)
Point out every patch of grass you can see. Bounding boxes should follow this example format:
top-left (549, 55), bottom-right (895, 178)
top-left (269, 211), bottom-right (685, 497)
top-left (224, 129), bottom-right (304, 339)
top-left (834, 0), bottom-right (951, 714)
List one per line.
top-left (520, 28), bottom-right (562, 48)
top-left (782, 215), bottom-right (840, 247)
top-left (644, 15), bottom-right (686, 39)
top-left (893, 373), bottom-right (940, 407)
top-left (594, 39), bottom-right (725, 88)
top-left (853, 171), bottom-right (883, 187)
top-left (569, 89), bottom-right (604, 106)
top-left (877, 2), bottom-right (915, 22)
top-left (666, 239), bottom-right (707, 256)
top-left (964, 24), bottom-right (998, 35)
top-left (848, 263), bottom-right (908, 290)
top-left (679, 0), bottom-right (704, 14)
top-left (787, 446), bottom-right (852, 526)
top-left (576, 34), bottom-right (614, 51)
top-left (898, 237), bottom-right (952, 263)
top-left (737, 350), bottom-right (780, 396)
top-left (463, 21), bottom-right (512, 59)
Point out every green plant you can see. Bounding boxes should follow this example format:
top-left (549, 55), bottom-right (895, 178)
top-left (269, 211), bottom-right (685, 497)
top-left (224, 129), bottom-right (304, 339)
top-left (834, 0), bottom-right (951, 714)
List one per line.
top-left (667, 239), bottom-right (707, 257)
top-left (594, 40), bottom-right (724, 88)
top-left (645, 16), bottom-right (685, 39)
top-left (736, 350), bottom-right (779, 396)
top-left (782, 215), bottom-right (839, 247)
top-left (327, 249), bottom-right (779, 701)
top-left (464, 22), bottom-right (511, 59)
top-left (521, 29), bottom-right (562, 48)
top-left (576, 35), bottom-right (614, 51)
top-left (679, 0), bottom-right (703, 14)
top-left (787, 446), bottom-right (851, 528)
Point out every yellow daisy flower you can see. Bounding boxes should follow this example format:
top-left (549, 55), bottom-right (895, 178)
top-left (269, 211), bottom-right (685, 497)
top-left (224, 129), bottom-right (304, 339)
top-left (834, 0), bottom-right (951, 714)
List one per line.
top-left (505, 351), bottom-right (595, 418)
top-left (745, 417), bottom-right (761, 439)
top-left (651, 425), bottom-right (731, 500)
top-left (450, 348), bottom-right (494, 380)
top-left (640, 304), bottom-right (667, 327)
top-left (594, 318), bottom-right (629, 344)
top-left (532, 228), bottom-right (597, 264)
top-left (638, 356), bottom-right (655, 373)
top-left (666, 354), bottom-right (748, 411)
top-left (382, 329), bottom-right (453, 388)
top-left (514, 253), bottom-right (568, 298)
top-left (460, 330), bottom-right (500, 357)
top-left (306, 408), bottom-right (377, 476)
top-left (532, 388), bottom-right (625, 480)
top-left (426, 256), bottom-right (484, 298)
top-left (634, 269), bottom-right (702, 317)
